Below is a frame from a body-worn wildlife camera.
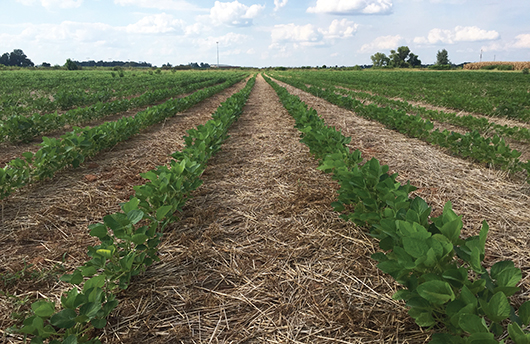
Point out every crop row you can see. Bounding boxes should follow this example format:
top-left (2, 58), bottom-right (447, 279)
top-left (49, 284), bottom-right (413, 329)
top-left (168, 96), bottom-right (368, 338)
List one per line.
top-left (0, 74), bottom-right (247, 200)
top-left (285, 73), bottom-right (530, 145)
top-left (269, 73), bottom-right (530, 182)
top-left (264, 74), bottom-right (530, 344)
top-left (0, 70), bottom-right (229, 119)
top-left (0, 74), bottom-right (237, 143)
top-left (6, 74), bottom-right (257, 344)
top-left (276, 70), bottom-right (530, 122)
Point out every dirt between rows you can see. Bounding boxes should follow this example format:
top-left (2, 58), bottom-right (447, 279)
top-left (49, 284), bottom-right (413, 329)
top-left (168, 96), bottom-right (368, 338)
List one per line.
top-left (0, 79), bottom-right (248, 340)
top-left (2, 74), bottom-right (529, 343)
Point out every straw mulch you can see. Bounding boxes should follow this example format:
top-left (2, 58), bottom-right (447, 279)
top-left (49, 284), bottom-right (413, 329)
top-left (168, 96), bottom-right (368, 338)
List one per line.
top-left (274, 78), bottom-right (530, 293)
top-left (100, 75), bottom-right (426, 343)
top-left (0, 80), bottom-right (249, 341)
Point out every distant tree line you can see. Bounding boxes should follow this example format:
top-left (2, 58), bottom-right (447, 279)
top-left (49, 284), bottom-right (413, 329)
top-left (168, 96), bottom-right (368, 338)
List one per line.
top-left (161, 62), bottom-right (211, 70)
top-left (370, 46), bottom-right (421, 68)
top-left (0, 49), bottom-right (34, 67)
top-left (73, 60), bottom-right (153, 68)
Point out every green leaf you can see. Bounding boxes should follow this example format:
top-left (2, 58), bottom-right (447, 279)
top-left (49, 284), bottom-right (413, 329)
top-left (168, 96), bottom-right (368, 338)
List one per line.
top-left (120, 252), bottom-right (135, 271)
top-left (156, 205), bottom-right (173, 221)
top-left (392, 289), bottom-right (412, 301)
top-left (443, 268), bottom-right (468, 289)
top-left (60, 270), bottom-right (83, 284)
top-left (83, 275), bottom-right (105, 292)
top-left (413, 311), bottom-right (436, 327)
top-left (50, 309), bottom-right (77, 329)
top-left (508, 322), bottom-right (530, 344)
top-left (460, 285), bottom-right (478, 309)
top-left (402, 237), bottom-right (429, 258)
top-left (458, 313), bottom-right (488, 334)
top-left (79, 302), bottom-right (101, 319)
top-left (519, 300), bottom-right (530, 326)
top-left (126, 209), bottom-right (144, 225)
top-left (103, 214), bottom-right (122, 231)
top-left (80, 266), bottom-right (97, 277)
top-left (417, 280), bottom-right (455, 305)
top-left (439, 218), bottom-right (462, 244)
top-left (131, 233), bottom-right (149, 245)
top-left (88, 223), bottom-right (108, 239)
top-left (429, 333), bottom-right (465, 344)
top-left (61, 288), bottom-right (79, 309)
top-left (63, 334), bottom-right (78, 344)
top-left (482, 291), bottom-right (511, 323)
top-left (31, 300), bottom-right (55, 318)
top-left (466, 332), bottom-right (497, 344)
top-left (91, 317), bottom-right (107, 329)
top-left (491, 261), bottom-right (522, 288)
top-left (121, 197), bottom-right (139, 213)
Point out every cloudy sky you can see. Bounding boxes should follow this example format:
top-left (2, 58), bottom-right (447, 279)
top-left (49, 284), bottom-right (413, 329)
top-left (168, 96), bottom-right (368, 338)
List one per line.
top-left (1, 0), bottom-right (529, 67)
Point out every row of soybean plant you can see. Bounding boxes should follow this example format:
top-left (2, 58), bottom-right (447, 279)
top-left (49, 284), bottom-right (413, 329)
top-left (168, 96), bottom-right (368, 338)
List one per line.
top-left (0, 74), bottom-right (247, 200)
top-left (282, 70), bottom-right (530, 121)
top-left (279, 71), bottom-right (530, 145)
top-left (269, 73), bottom-right (530, 183)
top-left (7, 75), bottom-right (257, 344)
top-left (0, 70), bottom-right (215, 119)
top-left (264, 73), bottom-right (530, 344)
top-left (0, 72), bottom-right (241, 143)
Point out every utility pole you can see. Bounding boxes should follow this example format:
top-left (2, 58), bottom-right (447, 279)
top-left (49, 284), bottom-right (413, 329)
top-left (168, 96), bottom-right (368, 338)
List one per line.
top-left (216, 42), bottom-right (219, 68)
top-left (480, 49), bottom-right (483, 62)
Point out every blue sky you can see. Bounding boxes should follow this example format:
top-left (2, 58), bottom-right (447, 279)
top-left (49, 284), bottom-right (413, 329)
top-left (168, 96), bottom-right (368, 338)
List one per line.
top-left (1, 0), bottom-right (529, 67)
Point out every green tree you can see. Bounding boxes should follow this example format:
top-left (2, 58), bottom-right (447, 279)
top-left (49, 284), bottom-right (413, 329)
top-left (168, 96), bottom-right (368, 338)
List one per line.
top-left (64, 58), bottom-right (80, 70)
top-left (0, 49), bottom-right (34, 67)
top-left (436, 49), bottom-right (450, 65)
top-left (371, 52), bottom-right (390, 67)
top-left (407, 53), bottom-right (421, 67)
top-left (0, 53), bottom-right (8, 66)
top-left (389, 46), bottom-right (411, 68)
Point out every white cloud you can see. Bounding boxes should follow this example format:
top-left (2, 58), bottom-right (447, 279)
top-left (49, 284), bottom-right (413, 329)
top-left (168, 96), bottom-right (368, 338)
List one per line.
top-left (274, 0), bottom-right (288, 11)
top-left (17, 0), bottom-right (83, 9)
top-left (512, 34), bottom-right (530, 49)
top-left (195, 32), bottom-right (249, 50)
top-left (414, 26), bottom-right (500, 44)
top-left (184, 23), bottom-right (211, 36)
top-left (307, 0), bottom-right (392, 15)
top-left (20, 21), bottom-right (115, 43)
top-left (114, 0), bottom-right (201, 11)
top-left (360, 35), bottom-right (403, 52)
top-left (321, 19), bottom-right (358, 39)
top-left (270, 20), bottom-right (358, 51)
top-left (271, 23), bottom-right (323, 48)
top-left (205, 1), bottom-right (265, 27)
top-left (125, 13), bottom-right (184, 34)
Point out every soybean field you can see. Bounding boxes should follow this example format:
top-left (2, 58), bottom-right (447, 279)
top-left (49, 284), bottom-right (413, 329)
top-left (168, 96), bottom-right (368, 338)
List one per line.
top-left (1, 69), bottom-right (530, 344)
